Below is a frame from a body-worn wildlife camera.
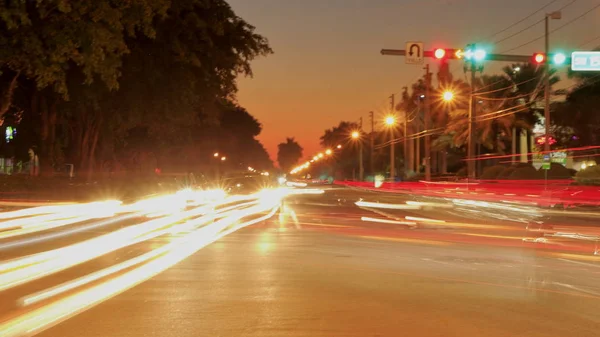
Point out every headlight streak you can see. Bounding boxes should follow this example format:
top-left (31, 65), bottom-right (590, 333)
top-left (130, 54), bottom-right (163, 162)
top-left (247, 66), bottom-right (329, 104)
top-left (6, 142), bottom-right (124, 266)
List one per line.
top-left (355, 200), bottom-right (421, 210)
top-left (0, 188), bottom-right (292, 293)
top-left (0, 190), bottom-right (286, 337)
top-left (0, 203), bottom-right (215, 291)
top-left (0, 213), bottom-right (143, 251)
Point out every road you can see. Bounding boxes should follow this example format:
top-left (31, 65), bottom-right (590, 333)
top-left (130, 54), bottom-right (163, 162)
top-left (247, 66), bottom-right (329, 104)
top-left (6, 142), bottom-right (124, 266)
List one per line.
top-left (1, 186), bottom-right (600, 337)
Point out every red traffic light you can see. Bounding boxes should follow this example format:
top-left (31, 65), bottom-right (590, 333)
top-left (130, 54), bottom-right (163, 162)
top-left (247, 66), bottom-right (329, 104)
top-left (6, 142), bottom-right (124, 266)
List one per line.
top-left (430, 48), bottom-right (464, 60)
top-left (434, 48), bottom-right (446, 59)
top-left (533, 53), bottom-right (546, 64)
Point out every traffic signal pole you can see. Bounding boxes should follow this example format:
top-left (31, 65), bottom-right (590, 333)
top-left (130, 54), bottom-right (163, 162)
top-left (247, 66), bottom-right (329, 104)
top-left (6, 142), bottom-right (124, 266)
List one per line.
top-left (468, 62), bottom-right (477, 180)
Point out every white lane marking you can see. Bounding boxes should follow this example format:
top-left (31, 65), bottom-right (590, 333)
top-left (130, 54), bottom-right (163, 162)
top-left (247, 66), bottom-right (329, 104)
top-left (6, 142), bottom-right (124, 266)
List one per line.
top-left (558, 258), bottom-right (600, 269)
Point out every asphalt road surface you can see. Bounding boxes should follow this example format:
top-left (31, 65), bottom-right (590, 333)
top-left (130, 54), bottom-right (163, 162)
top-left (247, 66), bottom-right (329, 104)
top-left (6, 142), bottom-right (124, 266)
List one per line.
top-left (1, 186), bottom-right (600, 337)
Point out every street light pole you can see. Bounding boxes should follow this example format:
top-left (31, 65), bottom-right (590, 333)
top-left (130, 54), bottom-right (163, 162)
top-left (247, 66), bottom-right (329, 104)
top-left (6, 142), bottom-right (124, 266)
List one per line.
top-left (389, 94), bottom-right (395, 180)
top-left (369, 111), bottom-right (374, 176)
top-left (402, 87), bottom-right (409, 177)
top-left (544, 11), bottom-right (561, 153)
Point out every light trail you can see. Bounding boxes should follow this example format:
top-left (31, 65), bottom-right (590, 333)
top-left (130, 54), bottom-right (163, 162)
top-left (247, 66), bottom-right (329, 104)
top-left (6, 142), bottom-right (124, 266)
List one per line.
top-left (0, 188), bottom-right (294, 292)
top-left (0, 213), bottom-right (144, 251)
top-left (355, 200), bottom-right (421, 210)
top-left (0, 188), bottom-right (286, 337)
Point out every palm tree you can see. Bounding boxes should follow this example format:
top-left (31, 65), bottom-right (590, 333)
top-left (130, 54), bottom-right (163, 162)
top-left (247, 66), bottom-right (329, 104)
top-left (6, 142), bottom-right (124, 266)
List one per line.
top-left (501, 62), bottom-right (560, 160)
top-left (277, 138), bottom-right (303, 173)
top-left (444, 75), bottom-right (517, 155)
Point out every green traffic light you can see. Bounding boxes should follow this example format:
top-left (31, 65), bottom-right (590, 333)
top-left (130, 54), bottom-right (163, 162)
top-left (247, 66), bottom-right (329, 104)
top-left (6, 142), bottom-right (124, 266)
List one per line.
top-left (464, 48), bottom-right (486, 61)
top-left (552, 53), bottom-right (566, 65)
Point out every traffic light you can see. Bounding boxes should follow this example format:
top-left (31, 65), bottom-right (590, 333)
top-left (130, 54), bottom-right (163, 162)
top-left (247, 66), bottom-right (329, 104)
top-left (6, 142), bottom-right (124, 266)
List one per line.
top-left (552, 52), bottom-right (567, 65)
top-left (532, 52), bottom-right (567, 65)
top-left (464, 47), bottom-right (486, 61)
top-left (433, 48), bottom-right (464, 60)
top-left (533, 53), bottom-right (546, 64)
top-left (434, 48), bottom-right (446, 59)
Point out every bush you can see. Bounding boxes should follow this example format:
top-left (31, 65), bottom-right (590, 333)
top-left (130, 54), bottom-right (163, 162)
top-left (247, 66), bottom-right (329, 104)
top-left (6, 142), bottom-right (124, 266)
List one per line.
top-left (480, 165), bottom-right (505, 180)
top-left (405, 174), bottom-right (424, 182)
top-left (508, 164), bottom-right (543, 180)
top-left (540, 163), bottom-right (574, 179)
top-left (497, 166), bottom-right (516, 179)
top-left (575, 165), bottom-right (600, 185)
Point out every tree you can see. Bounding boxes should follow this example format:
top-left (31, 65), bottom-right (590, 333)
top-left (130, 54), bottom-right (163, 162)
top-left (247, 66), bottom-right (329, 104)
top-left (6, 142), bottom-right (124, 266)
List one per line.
top-left (277, 138), bottom-right (303, 173)
top-left (319, 121), bottom-right (361, 177)
top-left (501, 63), bottom-right (560, 158)
top-left (3, 0), bottom-right (274, 176)
top-left (444, 75), bottom-right (516, 153)
top-left (552, 73), bottom-right (600, 147)
top-left (0, 0), bottom-right (170, 119)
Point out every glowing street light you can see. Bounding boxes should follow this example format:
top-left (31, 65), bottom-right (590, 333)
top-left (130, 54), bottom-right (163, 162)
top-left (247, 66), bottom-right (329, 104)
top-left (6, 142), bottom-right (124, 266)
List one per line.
top-left (325, 149), bottom-right (332, 155)
top-left (318, 153), bottom-right (324, 158)
top-left (221, 156), bottom-right (226, 161)
top-left (385, 116), bottom-right (396, 126)
top-left (336, 144), bottom-right (342, 149)
top-left (351, 130), bottom-right (363, 181)
top-left (213, 152), bottom-right (219, 157)
top-left (313, 156), bottom-right (319, 161)
top-left (442, 91), bottom-right (454, 102)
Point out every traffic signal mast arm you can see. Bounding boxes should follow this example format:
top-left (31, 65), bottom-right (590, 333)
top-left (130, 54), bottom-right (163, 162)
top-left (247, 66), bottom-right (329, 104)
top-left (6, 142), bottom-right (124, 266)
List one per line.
top-left (380, 49), bottom-right (569, 64)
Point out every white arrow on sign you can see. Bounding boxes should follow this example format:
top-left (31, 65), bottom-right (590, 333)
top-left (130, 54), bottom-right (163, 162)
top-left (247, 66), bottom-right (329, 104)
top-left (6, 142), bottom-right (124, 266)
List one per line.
top-left (405, 42), bottom-right (424, 65)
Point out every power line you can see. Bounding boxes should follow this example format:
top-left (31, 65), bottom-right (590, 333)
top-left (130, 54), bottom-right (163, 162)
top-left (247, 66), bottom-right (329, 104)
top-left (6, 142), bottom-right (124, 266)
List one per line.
top-left (577, 34), bottom-right (600, 48)
top-left (485, 0), bottom-right (561, 42)
top-left (493, 18), bottom-right (545, 45)
top-left (501, 2), bottom-right (600, 53)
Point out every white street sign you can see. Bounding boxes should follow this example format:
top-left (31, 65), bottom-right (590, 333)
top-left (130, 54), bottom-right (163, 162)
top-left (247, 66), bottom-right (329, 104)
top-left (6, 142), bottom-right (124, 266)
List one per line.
top-left (405, 42), bottom-right (424, 65)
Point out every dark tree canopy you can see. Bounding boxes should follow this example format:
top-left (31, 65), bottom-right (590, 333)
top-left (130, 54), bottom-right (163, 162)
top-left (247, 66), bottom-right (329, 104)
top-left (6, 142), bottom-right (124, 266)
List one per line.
top-left (0, 0), bottom-right (273, 177)
top-left (277, 138), bottom-right (303, 173)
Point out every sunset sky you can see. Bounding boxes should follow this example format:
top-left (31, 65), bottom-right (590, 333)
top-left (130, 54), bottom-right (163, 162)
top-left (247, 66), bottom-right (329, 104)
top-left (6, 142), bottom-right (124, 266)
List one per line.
top-left (227, 0), bottom-right (600, 163)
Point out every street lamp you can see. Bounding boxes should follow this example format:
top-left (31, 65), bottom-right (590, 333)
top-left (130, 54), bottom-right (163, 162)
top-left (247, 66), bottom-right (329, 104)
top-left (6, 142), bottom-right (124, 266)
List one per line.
top-left (318, 153), bottom-right (324, 158)
top-left (442, 91), bottom-right (454, 102)
top-left (336, 144), bottom-right (342, 149)
top-left (213, 152), bottom-right (219, 157)
top-left (544, 10), bottom-right (561, 154)
top-left (351, 131), bottom-right (364, 181)
top-left (221, 156), bottom-right (226, 161)
top-left (384, 116), bottom-right (396, 180)
top-left (325, 149), bottom-right (332, 155)
top-left (385, 116), bottom-right (396, 126)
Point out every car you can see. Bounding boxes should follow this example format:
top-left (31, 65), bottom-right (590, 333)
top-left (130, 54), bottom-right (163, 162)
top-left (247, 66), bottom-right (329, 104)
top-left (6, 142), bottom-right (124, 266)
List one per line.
top-left (222, 174), bottom-right (274, 195)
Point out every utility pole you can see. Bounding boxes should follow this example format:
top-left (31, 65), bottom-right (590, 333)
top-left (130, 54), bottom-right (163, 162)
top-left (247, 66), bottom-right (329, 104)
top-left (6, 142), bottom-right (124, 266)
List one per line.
top-left (390, 94), bottom-right (395, 180)
top-left (402, 87), bottom-right (409, 177)
top-left (359, 117), bottom-right (364, 181)
top-left (369, 111), bottom-right (374, 176)
top-left (424, 64), bottom-right (432, 181)
top-left (415, 99), bottom-right (420, 174)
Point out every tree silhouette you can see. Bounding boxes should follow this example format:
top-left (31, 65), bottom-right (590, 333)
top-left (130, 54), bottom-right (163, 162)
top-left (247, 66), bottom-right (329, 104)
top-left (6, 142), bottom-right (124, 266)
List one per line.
top-left (277, 138), bottom-right (303, 173)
